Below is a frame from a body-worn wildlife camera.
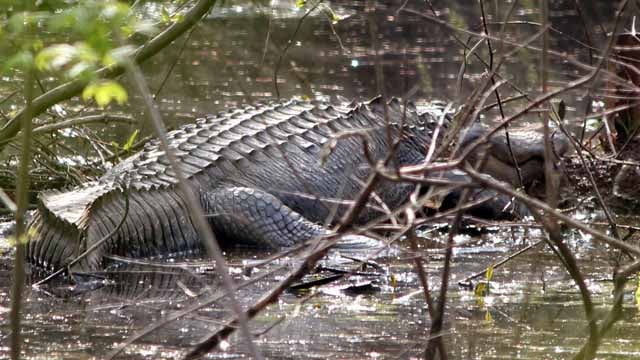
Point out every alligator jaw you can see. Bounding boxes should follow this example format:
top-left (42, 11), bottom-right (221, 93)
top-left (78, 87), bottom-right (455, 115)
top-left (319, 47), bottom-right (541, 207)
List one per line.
top-left (459, 123), bottom-right (570, 188)
top-left (480, 155), bottom-right (545, 188)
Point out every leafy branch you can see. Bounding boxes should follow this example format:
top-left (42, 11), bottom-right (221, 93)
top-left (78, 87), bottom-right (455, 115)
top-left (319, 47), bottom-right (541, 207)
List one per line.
top-left (0, 0), bottom-right (218, 151)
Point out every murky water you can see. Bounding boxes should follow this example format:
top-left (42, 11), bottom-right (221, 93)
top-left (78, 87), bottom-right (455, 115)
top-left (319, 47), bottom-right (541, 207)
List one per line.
top-left (1, 0), bottom-right (638, 359)
top-left (2, 226), bottom-right (638, 359)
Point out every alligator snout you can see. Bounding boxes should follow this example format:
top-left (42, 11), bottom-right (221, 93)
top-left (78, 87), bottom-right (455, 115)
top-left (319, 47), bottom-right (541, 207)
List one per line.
top-left (613, 164), bottom-right (640, 200)
top-left (612, 135), bottom-right (640, 202)
top-left (460, 124), bottom-right (570, 189)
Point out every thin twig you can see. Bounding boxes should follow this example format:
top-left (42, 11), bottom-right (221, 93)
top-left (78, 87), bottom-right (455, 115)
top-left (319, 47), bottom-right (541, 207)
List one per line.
top-left (459, 239), bottom-right (545, 286)
top-left (32, 114), bottom-right (136, 134)
top-left (123, 56), bottom-right (263, 359)
top-left (273, 1), bottom-right (322, 99)
top-left (154, 26), bottom-right (199, 100)
top-left (479, 0), bottom-right (525, 188)
top-left (184, 237), bottom-right (337, 359)
top-left (9, 41), bottom-right (35, 360)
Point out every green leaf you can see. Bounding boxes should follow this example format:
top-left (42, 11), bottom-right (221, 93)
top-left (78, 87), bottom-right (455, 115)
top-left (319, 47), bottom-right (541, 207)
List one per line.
top-left (67, 62), bottom-right (94, 79)
top-left (8, 12), bottom-right (28, 33)
top-left (3, 51), bottom-right (34, 73)
top-left (76, 42), bottom-right (99, 64)
top-left (102, 45), bottom-right (135, 67)
top-left (295, 0), bottom-right (306, 8)
top-left (585, 118), bottom-right (602, 132)
top-left (35, 44), bottom-right (76, 71)
top-left (474, 282), bottom-right (487, 297)
top-left (161, 6), bottom-right (171, 24)
top-left (172, 13), bottom-right (185, 23)
top-left (635, 276), bottom-right (640, 309)
top-left (486, 264), bottom-right (494, 282)
top-left (132, 20), bottom-right (158, 37)
top-left (100, 2), bottom-right (130, 22)
top-left (484, 310), bottom-right (493, 324)
top-left (389, 273), bottom-right (397, 289)
top-left (82, 80), bottom-right (128, 108)
top-left (123, 129), bottom-right (139, 152)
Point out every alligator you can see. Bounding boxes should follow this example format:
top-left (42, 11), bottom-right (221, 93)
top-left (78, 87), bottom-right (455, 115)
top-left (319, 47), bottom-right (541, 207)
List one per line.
top-left (27, 97), bottom-right (569, 272)
top-left (613, 137), bottom-right (640, 201)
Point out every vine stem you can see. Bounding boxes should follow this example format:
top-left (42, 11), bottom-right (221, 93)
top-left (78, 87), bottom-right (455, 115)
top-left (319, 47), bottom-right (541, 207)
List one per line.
top-left (10, 41), bottom-right (35, 360)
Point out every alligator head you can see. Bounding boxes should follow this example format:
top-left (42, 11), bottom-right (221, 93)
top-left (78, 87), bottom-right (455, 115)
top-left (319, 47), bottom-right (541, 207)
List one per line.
top-left (610, 132), bottom-right (640, 201)
top-left (460, 123), bottom-right (571, 191)
top-left (613, 164), bottom-right (640, 200)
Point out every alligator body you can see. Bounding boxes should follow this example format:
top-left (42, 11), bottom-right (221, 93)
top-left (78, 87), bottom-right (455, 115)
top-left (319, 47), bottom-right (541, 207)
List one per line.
top-left (27, 97), bottom-right (567, 271)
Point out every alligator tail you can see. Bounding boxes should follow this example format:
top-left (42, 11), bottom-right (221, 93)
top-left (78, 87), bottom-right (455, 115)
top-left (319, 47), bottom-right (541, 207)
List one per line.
top-left (27, 206), bottom-right (83, 271)
top-left (26, 182), bottom-right (112, 271)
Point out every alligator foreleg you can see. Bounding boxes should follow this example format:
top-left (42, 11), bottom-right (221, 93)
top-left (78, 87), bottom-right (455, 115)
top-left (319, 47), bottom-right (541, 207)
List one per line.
top-left (202, 187), bottom-right (326, 248)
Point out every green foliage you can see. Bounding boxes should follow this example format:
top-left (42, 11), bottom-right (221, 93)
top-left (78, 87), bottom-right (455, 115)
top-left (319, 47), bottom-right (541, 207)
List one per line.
top-left (474, 265), bottom-right (494, 298)
top-left (82, 80), bottom-right (128, 108)
top-left (161, 6), bottom-right (184, 24)
top-left (474, 281), bottom-right (489, 298)
top-left (35, 43), bottom-right (99, 75)
top-left (111, 129), bottom-right (139, 157)
top-left (484, 310), bottom-right (493, 324)
top-left (0, 0), bottom-right (164, 107)
top-left (585, 117), bottom-right (603, 132)
top-left (389, 273), bottom-right (397, 290)
top-left (486, 264), bottom-right (494, 282)
top-left (3, 51), bottom-right (35, 74)
top-left (122, 129), bottom-right (139, 152)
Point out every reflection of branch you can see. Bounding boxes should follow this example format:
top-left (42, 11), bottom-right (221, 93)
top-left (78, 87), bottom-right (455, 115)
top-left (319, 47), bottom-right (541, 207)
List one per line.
top-left (532, 205), bottom-right (599, 359)
top-left (185, 238), bottom-right (337, 359)
top-left (0, 0), bottom-right (218, 151)
top-left (154, 26), bottom-right (199, 100)
top-left (426, 149), bottom-right (490, 359)
top-left (106, 264), bottom-right (285, 359)
top-left (273, 0), bottom-right (322, 98)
